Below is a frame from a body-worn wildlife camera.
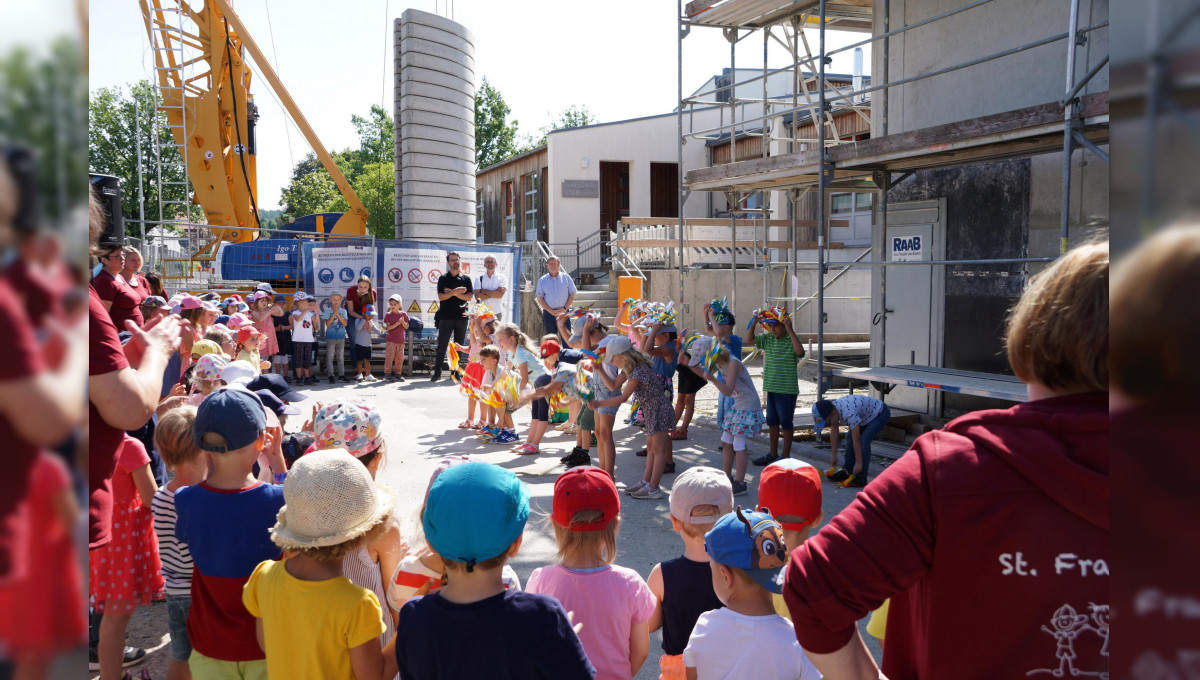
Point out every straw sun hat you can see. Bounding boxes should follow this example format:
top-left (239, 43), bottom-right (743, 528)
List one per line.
top-left (270, 449), bottom-right (395, 550)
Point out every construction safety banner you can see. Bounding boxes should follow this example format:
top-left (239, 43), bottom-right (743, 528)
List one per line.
top-left (311, 246), bottom-right (374, 313)
top-left (382, 246), bottom-right (516, 333)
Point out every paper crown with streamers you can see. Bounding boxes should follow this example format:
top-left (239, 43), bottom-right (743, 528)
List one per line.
top-left (748, 306), bottom-right (789, 329)
top-left (678, 331), bottom-right (704, 354)
top-left (472, 303), bottom-right (496, 326)
top-left (711, 296), bottom-right (735, 325)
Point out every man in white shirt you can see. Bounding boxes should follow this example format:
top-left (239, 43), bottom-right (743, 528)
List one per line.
top-left (475, 255), bottom-right (506, 318)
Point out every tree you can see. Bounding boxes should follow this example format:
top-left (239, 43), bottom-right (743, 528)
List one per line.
top-left (351, 104), bottom-right (394, 167)
top-left (523, 104), bottom-right (599, 150)
top-left (279, 170), bottom-right (339, 219)
top-left (474, 77), bottom-right (520, 169)
top-left (329, 162), bottom-right (394, 239)
top-left (88, 80), bottom-right (200, 235)
top-left (0, 39), bottom-right (89, 224)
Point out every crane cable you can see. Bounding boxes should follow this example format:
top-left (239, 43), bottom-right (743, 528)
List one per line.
top-left (223, 16), bottom-right (262, 233)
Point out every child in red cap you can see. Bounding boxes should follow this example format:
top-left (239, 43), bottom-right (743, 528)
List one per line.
top-left (756, 458), bottom-right (824, 619)
top-left (526, 467), bottom-right (656, 680)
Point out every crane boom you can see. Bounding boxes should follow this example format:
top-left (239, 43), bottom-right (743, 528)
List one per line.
top-left (140, 0), bottom-right (368, 251)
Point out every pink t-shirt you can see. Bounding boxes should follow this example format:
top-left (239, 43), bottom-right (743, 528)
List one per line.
top-left (526, 564), bottom-right (656, 680)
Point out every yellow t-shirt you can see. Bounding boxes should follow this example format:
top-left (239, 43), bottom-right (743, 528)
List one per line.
top-left (866, 598), bottom-right (890, 641)
top-left (236, 349), bottom-right (262, 373)
top-left (243, 559), bottom-right (385, 680)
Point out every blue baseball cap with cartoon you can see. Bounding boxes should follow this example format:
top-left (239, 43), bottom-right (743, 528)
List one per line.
top-left (811, 400), bottom-right (834, 433)
top-left (423, 462), bottom-right (530, 571)
top-left (705, 507), bottom-right (790, 594)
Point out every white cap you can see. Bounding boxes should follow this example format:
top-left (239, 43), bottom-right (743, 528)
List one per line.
top-left (220, 360), bottom-right (258, 385)
top-left (293, 291), bottom-right (310, 301)
top-left (389, 293), bottom-right (402, 304)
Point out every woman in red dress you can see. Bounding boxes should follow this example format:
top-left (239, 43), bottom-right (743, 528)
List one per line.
top-left (92, 245), bottom-right (144, 329)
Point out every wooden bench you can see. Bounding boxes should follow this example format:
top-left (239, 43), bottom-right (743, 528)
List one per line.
top-left (831, 364), bottom-right (1029, 402)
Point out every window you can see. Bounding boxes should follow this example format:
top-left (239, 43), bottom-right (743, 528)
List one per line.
top-left (503, 180), bottom-right (516, 236)
top-left (830, 193), bottom-right (854, 214)
top-left (827, 192), bottom-right (873, 244)
top-left (618, 169), bottom-right (630, 214)
top-left (476, 190), bottom-right (484, 242)
top-left (522, 172), bottom-right (539, 234)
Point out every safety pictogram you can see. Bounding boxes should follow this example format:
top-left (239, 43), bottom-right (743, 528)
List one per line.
top-left (407, 300), bottom-right (421, 313)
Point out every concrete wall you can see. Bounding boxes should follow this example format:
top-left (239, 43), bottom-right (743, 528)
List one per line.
top-left (394, 10), bottom-right (476, 242)
top-left (640, 250), bottom-right (871, 337)
top-left (546, 107), bottom-right (728, 246)
top-left (872, 0), bottom-right (1109, 135)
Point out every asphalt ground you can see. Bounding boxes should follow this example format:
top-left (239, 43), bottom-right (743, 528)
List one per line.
top-left (105, 370), bottom-right (885, 679)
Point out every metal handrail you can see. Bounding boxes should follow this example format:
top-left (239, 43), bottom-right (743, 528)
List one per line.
top-left (608, 245), bottom-right (647, 280)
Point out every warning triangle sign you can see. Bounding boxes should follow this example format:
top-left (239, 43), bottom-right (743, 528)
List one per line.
top-left (407, 300), bottom-right (421, 313)
top-left (427, 301), bottom-right (440, 314)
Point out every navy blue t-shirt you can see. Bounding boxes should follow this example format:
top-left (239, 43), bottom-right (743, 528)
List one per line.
top-left (558, 348), bottom-right (584, 365)
top-left (395, 589), bottom-right (595, 680)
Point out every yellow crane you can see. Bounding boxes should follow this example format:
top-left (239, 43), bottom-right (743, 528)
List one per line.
top-left (140, 0), bottom-right (368, 265)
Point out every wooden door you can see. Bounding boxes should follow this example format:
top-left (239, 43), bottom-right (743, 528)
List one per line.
top-left (650, 162), bottom-right (679, 218)
top-left (599, 161), bottom-right (629, 253)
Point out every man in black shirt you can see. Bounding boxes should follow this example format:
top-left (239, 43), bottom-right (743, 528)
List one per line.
top-left (432, 251), bottom-right (473, 381)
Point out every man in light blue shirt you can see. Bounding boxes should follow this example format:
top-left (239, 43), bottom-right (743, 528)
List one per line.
top-left (535, 256), bottom-right (576, 337)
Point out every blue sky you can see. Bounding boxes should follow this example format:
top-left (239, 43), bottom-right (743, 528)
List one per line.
top-left (87, 0), bottom-right (870, 209)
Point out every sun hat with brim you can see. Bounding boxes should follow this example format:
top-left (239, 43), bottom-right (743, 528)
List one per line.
top-left (423, 461), bottom-right (529, 569)
top-left (256, 282), bottom-right (276, 294)
top-left (192, 353), bottom-right (228, 383)
top-left (310, 399), bottom-right (383, 458)
top-left (191, 339), bottom-right (223, 358)
top-left (270, 449), bottom-right (395, 550)
top-left (220, 360), bottom-right (258, 385)
top-left (200, 300), bottom-right (220, 313)
top-left (293, 291), bottom-right (310, 301)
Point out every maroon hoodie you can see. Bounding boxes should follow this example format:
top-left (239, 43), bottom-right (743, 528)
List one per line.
top-left (783, 392), bottom-right (1109, 679)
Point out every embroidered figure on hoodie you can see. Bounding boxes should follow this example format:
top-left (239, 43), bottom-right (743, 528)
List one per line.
top-left (1085, 603), bottom-right (1110, 672)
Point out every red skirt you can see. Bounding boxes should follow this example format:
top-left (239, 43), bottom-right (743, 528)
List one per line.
top-left (89, 499), bottom-right (164, 613)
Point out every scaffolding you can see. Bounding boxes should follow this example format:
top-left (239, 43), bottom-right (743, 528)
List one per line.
top-left (676, 0), bottom-right (1109, 408)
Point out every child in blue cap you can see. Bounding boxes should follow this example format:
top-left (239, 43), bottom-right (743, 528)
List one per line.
top-left (683, 507), bottom-right (820, 680)
top-left (392, 462), bottom-right (594, 680)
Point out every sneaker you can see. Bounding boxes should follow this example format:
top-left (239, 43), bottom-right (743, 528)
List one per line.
top-left (663, 462), bottom-right (676, 474)
top-left (367, 374), bottom-right (378, 382)
top-left (328, 375), bottom-right (336, 384)
top-left (398, 374), bottom-right (406, 382)
top-left (624, 480), bottom-right (649, 496)
top-left (555, 421), bottom-right (572, 432)
top-left (563, 423), bottom-right (579, 435)
top-left (356, 374), bottom-right (364, 382)
top-left (560, 446), bottom-right (588, 463)
top-left (844, 474), bottom-right (868, 488)
top-left (429, 373), bottom-right (441, 382)
top-left (753, 453), bottom-right (781, 466)
top-left (732, 480), bottom-right (749, 496)
top-left (340, 375), bottom-right (350, 382)
top-left (493, 429), bottom-right (519, 444)
top-left (563, 448), bottom-right (591, 468)
top-left (88, 645), bottom-right (147, 670)
top-left (829, 468), bottom-right (850, 483)
top-left (631, 485), bottom-right (664, 500)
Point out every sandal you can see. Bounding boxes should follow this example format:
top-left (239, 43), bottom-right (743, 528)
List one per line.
top-left (668, 429), bottom-right (688, 440)
top-left (635, 448), bottom-right (648, 457)
top-left (457, 420), bottom-right (474, 429)
top-left (516, 444), bottom-right (540, 455)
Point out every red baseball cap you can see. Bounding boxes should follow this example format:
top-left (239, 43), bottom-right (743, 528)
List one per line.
top-left (552, 467), bottom-right (619, 532)
top-left (237, 326), bottom-right (262, 344)
top-left (540, 340), bottom-right (562, 358)
top-left (757, 459), bottom-right (823, 531)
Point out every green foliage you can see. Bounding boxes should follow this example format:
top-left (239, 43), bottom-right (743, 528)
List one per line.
top-left (351, 105), bottom-right (394, 166)
top-left (280, 171), bottom-right (339, 219)
top-left (0, 39), bottom-right (89, 223)
top-left (88, 79), bottom-right (200, 235)
top-left (475, 77), bottom-right (520, 169)
top-left (523, 104), bottom-right (599, 151)
top-left (329, 162), bottom-right (394, 239)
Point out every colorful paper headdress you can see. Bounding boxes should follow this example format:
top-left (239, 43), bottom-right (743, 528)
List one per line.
top-left (748, 306), bottom-right (789, 329)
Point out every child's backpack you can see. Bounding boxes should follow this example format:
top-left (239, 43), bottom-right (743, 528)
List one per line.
top-left (407, 316), bottom-right (424, 337)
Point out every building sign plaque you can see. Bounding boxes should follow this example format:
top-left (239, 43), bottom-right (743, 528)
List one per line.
top-left (561, 180), bottom-right (599, 198)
